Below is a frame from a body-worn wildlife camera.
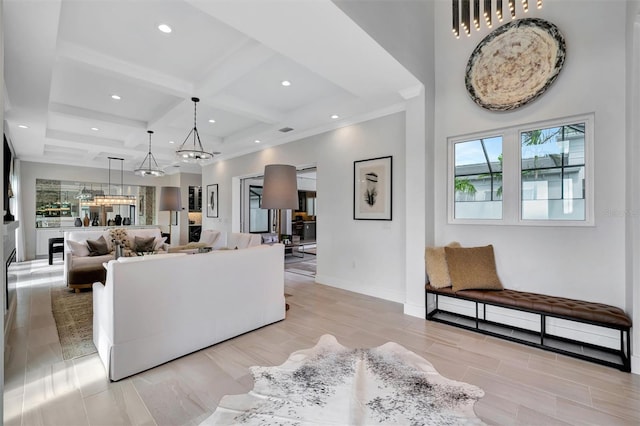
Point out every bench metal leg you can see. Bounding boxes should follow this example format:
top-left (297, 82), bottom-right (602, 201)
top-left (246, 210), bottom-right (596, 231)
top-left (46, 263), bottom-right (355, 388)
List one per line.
top-left (475, 302), bottom-right (479, 329)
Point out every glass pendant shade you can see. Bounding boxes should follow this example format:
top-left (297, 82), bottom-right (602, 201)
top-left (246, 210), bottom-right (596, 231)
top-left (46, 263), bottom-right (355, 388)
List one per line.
top-left (135, 130), bottom-right (165, 177)
top-left (75, 185), bottom-right (93, 200)
top-left (175, 97), bottom-right (218, 164)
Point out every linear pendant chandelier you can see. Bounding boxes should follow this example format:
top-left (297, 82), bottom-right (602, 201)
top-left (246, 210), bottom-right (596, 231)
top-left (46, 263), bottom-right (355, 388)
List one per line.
top-left (452, 0), bottom-right (542, 38)
top-left (135, 130), bottom-right (165, 177)
top-left (93, 157), bottom-right (137, 206)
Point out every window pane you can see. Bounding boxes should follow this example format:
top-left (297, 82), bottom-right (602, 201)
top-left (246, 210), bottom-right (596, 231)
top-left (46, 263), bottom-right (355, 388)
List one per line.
top-left (249, 185), bottom-right (269, 233)
top-left (454, 136), bottom-right (502, 219)
top-left (521, 123), bottom-right (586, 221)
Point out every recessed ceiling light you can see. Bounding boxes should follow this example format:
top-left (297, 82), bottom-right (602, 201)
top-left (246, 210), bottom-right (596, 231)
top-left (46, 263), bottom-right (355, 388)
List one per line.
top-left (254, 139), bottom-right (261, 144)
top-left (169, 140), bottom-right (175, 144)
top-left (331, 114), bottom-right (339, 119)
top-left (158, 24), bottom-right (172, 33)
top-left (208, 119), bottom-right (216, 124)
top-left (91, 127), bottom-right (99, 131)
top-left (111, 94), bottom-right (121, 100)
top-left (281, 80), bottom-right (291, 87)
top-left (18, 125), bottom-right (28, 129)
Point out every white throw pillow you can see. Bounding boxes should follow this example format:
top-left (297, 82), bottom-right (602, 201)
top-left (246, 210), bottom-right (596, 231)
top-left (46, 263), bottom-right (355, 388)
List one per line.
top-left (153, 236), bottom-right (167, 251)
top-left (67, 240), bottom-right (90, 257)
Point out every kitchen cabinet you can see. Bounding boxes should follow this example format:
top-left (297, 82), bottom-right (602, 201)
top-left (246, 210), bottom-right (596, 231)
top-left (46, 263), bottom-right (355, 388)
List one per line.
top-left (302, 221), bottom-right (316, 241)
top-left (297, 191), bottom-right (316, 215)
top-left (189, 186), bottom-right (202, 212)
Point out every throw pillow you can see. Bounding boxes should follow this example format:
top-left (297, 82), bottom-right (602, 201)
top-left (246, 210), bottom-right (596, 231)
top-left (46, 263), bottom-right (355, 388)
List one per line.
top-left (153, 236), bottom-right (167, 251)
top-left (425, 241), bottom-right (461, 288)
top-left (134, 236), bottom-right (156, 253)
top-left (445, 245), bottom-right (503, 292)
top-left (66, 240), bottom-right (90, 257)
top-left (86, 235), bottom-right (110, 257)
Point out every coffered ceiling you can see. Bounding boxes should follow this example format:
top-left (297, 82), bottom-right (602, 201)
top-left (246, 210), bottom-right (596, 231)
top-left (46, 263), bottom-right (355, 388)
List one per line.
top-left (3, 0), bottom-right (420, 174)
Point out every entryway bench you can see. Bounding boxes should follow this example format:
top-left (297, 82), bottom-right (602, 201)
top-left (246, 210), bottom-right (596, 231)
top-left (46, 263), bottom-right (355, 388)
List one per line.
top-left (425, 284), bottom-right (632, 371)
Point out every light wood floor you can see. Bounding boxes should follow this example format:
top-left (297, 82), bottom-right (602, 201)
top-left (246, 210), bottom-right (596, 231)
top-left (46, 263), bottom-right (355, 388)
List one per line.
top-left (4, 259), bottom-right (640, 425)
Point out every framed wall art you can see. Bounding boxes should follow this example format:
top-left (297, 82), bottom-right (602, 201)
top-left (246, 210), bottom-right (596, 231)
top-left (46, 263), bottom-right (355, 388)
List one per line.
top-left (207, 184), bottom-right (219, 218)
top-left (465, 18), bottom-right (566, 111)
top-left (353, 156), bottom-right (392, 220)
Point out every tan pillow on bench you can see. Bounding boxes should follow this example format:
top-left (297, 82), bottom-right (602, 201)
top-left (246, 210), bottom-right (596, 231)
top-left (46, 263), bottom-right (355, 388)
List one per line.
top-left (425, 242), bottom-right (461, 288)
top-left (445, 244), bottom-right (503, 292)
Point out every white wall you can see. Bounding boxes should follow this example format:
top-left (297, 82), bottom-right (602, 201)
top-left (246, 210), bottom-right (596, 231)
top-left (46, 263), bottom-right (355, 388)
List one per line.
top-left (434, 1), bottom-right (627, 307)
top-left (333, 0), bottom-right (432, 315)
top-left (202, 112), bottom-right (407, 302)
top-left (18, 161), bottom-right (199, 259)
top-left (626, 0), bottom-right (640, 371)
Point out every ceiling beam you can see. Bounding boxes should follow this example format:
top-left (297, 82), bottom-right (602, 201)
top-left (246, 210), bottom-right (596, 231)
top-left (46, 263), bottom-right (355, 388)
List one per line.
top-left (56, 40), bottom-right (193, 98)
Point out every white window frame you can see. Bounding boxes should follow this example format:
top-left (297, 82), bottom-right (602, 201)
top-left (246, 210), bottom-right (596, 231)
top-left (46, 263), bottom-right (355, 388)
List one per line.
top-left (448, 113), bottom-right (595, 227)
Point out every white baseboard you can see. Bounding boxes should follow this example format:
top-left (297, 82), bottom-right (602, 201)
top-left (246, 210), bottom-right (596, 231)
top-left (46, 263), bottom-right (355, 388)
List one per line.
top-left (314, 274), bottom-right (404, 304)
top-left (403, 303), bottom-right (424, 319)
top-left (632, 355), bottom-right (640, 375)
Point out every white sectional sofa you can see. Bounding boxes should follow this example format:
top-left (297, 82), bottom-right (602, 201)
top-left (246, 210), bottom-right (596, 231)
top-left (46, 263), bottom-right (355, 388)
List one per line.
top-left (92, 243), bottom-right (286, 381)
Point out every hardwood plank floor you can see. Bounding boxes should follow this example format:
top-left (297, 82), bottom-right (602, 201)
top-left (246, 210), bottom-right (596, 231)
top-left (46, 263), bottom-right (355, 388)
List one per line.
top-left (4, 259), bottom-right (640, 425)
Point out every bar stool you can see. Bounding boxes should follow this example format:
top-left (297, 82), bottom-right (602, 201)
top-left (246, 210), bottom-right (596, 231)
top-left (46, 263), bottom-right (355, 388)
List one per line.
top-left (48, 237), bottom-right (64, 265)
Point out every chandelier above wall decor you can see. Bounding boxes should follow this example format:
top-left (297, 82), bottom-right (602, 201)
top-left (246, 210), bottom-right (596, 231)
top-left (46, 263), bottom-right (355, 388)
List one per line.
top-left (453, 0), bottom-right (543, 38)
top-left (175, 97), bottom-right (220, 164)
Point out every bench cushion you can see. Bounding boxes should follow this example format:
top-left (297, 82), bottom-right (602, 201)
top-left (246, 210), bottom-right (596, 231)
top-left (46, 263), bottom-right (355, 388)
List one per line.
top-left (426, 284), bottom-right (632, 328)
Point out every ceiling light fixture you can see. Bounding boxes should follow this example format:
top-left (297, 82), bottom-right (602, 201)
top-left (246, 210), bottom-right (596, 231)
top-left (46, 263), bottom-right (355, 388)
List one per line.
top-left (18, 125), bottom-right (28, 129)
top-left (169, 140), bottom-right (175, 144)
top-left (91, 127), bottom-right (99, 131)
top-left (93, 157), bottom-right (137, 206)
top-left (331, 114), bottom-right (339, 119)
top-left (175, 97), bottom-right (219, 164)
top-left (158, 24), bottom-right (172, 33)
top-left (281, 80), bottom-right (291, 87)
top-left (452, 0), bottom-right (542, 38)
top-left (75, 184), bottom-right (93, 200)
top-left (254, 140), bottom-right (261, 144)
top-left (111, 94), bottom-right (121, 100)
top-left (208, 119), bottom-right (216, 123)
top-left (134, 130), bottom-right (165, 177)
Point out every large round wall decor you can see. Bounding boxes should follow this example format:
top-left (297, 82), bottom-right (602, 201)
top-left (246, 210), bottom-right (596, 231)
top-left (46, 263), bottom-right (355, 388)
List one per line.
top-left (465, 18), bottom-right (566, 111)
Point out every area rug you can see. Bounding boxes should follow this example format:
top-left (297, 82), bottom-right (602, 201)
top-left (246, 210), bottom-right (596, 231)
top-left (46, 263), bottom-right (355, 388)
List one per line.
top-left (284, 258), bottom-right (316, 277)
top-left (51, 285), bottom-right (97, 360)
top-left (200, 334), bottom-right (485, 425)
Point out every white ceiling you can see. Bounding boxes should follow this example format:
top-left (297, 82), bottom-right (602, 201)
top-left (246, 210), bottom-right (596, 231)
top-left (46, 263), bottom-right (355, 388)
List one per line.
top-left (3, 0), bottom-right (421, 174)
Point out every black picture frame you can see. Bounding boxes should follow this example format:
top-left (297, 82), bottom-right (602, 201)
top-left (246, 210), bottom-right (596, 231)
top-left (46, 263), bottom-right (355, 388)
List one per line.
top-left (353, 156), bottom-right (392, 220)
top-left (207, 184), bottom-right (219, 218)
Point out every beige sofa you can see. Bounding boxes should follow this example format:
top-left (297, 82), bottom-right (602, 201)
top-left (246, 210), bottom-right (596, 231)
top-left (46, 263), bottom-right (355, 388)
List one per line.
top-left (167, 231), bottom-right (261, 253)
top-left (63, 227), bottom-right (166, 288)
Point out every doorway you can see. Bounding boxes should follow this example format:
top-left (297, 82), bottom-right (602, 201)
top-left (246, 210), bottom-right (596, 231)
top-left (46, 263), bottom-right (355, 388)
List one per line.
top-left (239, 166), bottom-right (317, 255)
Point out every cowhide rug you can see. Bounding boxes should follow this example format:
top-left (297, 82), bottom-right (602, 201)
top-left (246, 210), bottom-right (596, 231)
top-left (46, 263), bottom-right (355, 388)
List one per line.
top-left (201, 334), bottom-right (485, 425)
